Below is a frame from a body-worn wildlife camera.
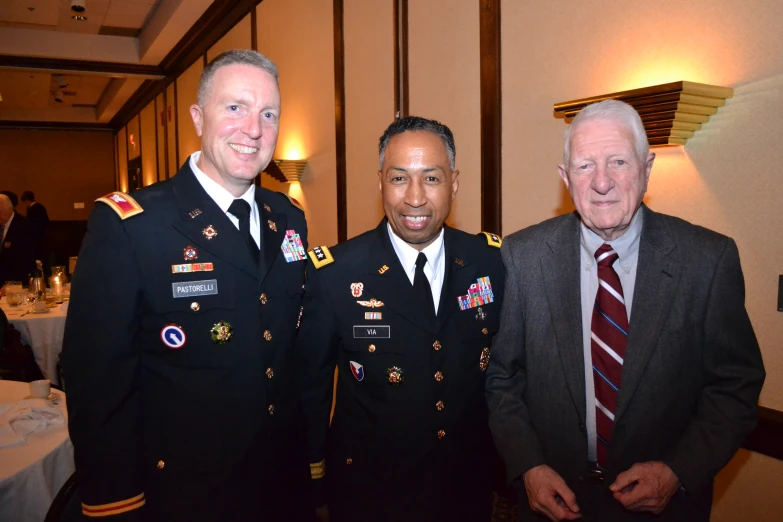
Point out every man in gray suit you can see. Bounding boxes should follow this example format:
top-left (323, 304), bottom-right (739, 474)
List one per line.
top-left (486, 99), bottom-right (765, 521)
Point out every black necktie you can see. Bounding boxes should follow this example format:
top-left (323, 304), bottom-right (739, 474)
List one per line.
top-left (227, 199), bottom-right (259, 264)
top-left (413, 252), bottom-right (436, 319)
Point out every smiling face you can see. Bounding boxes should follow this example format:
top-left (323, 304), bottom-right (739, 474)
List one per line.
top-left (378, 130), bottom-right (459, 250)
top-left (190, 64), bottom-right (281, 196)
top-left (558, 117), bottom-right (655, 241)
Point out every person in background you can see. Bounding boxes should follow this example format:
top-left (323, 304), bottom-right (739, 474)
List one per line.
top-left (0, 194), bottom-right (35, 286)
top-left (486, 99), bottom-right (765, 521)
top-left (20, 191), bottom-right (50, 268)
top-left (298, 116), bottom-right (505, 521)
top-left (62, 49), bottom-right (311, 521)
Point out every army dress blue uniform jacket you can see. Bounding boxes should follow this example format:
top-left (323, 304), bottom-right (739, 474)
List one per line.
top-left (297, 220), bottom-right (504, 522)
top-left (62, 162), bottom-right (311, 522)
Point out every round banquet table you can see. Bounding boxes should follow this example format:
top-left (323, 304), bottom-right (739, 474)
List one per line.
top-left (1, 296), bottom-right (68, 385)
top-left (0, 380), bottom-right (74, 522)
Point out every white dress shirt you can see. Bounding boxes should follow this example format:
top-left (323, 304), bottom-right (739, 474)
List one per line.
top-left (387, 223), bottom-right (445, 314)
top-left (579, 209), bottom-right (643, 463)
top-left (190, 151), bottom-right (260, 248)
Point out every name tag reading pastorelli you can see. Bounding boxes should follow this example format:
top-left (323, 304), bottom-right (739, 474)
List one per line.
top-left (172, 280), bottom-right (218, 298)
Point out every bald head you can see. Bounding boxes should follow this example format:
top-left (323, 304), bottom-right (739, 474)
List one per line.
top-left (0, 194), bottom-right (13, 224)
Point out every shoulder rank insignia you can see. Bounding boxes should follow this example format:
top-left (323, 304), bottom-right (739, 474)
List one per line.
top-left (282, 193), bottom-right (305, 213)
top-left (308, 246), bottom-right (334, 269)
top-left (480, 231), bottom-right (502, 248)
top-left (96, 191), bottom-right (143, 220)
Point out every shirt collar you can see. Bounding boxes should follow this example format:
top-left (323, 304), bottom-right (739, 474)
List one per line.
top-left (386, 222), bottom-right (445, 278)
top-left (580, 207), bottom-right (643, 273)
top-left (189, 151), bottom-right (256, 212)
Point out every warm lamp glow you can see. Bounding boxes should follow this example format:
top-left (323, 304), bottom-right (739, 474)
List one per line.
top-left (279, 135), bottom-right (306, 161)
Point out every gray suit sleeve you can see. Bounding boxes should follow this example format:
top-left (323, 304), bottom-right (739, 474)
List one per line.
top-left (663, 238), bottom-right (765, 493)
top-left (486, 240), bottom-right (547, 484)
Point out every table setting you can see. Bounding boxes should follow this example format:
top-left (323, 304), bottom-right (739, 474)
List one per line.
top-left (0, 379), bottom-right (74, 521)
top-left (1, 266), bottom-right (71, 385)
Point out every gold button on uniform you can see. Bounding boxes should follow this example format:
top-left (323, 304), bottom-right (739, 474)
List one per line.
top-left (190, 302), bottom-right (200, 312)
top-left (434, 371), bottom-right (444, 382)
top-left (368, 344), bottom-right (376, 353)
top-left (437, 430), bottom-right (446, 439)
top-left (346, 458), bottom-right (353, 465)
top-left (482, 328), bottom-right (488, 335)
top-left (433, 340), bottom-right (442, 351)
top-left (264, 330), bottom-right (272, 342)
top-left (266, 368), bottom-right (274, 379)
top-left (268, 404), bottom-right (275, 415)
top-left (259, 293), bottom-right (268, 305)
top-left (436, 400), bottom-right (444, 411)
top-left (157, 460), bottom-right (165, 470)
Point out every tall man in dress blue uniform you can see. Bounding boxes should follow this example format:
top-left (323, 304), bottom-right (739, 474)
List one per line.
top-left (63, 50), bottom-right (311, 521)
top-left (297, 116), bottom-right (504, 521)
top-left (486, 100), bottom-right (764, 521)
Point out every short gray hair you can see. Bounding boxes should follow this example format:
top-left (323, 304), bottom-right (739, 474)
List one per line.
top-left (197, 49), bottom-right (279, 107)
top-left (0, 194), bottom-right (12, 217)
top-left (563, 99), bottom-right (649, 166)
top-left (378, 116), bottom-right (456, 171)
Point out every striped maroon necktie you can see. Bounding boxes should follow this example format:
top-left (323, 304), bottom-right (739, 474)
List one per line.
top-left (591, 243), bottom-right (628, 466)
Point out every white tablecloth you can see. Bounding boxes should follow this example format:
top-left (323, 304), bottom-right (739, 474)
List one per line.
top-left (0, 380), bottom-right (74, 522)
top-left (1, 297), bottom-right (68, 385)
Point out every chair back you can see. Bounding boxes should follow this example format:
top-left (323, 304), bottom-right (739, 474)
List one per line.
top-left (44, 472), bottom-right (82, 522)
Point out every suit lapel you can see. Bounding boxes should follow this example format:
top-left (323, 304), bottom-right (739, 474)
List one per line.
top-left (364, 221), bottom-right (439, 335)
top-left (615, 206), bottom-right (681, 421)
top-left (169, 164), bottom-right (259, 279)
top-left (258, 194), bottom-right (286, 285)
top-left (435, 226), bottom-right (479, 330)
top-left (541, 213), bottom-right (587, 425)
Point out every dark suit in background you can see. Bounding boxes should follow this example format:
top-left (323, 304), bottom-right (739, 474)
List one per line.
top-left (25, 200), bottom-right (50, 265)
top-left (0, 212), bottom-right (36, 285)
top-left (298, 221), bottom-right (504, 521)
top-left (63, 164), bottom-right (311, 521)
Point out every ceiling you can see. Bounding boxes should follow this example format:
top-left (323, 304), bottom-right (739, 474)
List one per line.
top-left (0, 0), bottom-right (219, 127)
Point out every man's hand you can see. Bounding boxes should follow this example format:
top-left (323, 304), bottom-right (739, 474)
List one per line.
top-left (523, 465), bottom-right (582, 521)
top-left (610, 461), bottom-right (680, 514)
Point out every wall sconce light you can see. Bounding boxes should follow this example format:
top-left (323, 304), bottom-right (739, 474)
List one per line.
top-left (274, 159), bottom-right (308, 182)
top-left (554, 81), bottom-right (734, 146)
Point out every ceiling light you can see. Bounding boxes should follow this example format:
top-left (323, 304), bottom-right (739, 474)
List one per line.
top-left (53, 89), bottom-right (64, 103)
top-left (70, 0), bottom-right (86, 13)
top-left (54, 75), bottom-right (69, 89)
top-left (71, 15), bottom-right (87, 21)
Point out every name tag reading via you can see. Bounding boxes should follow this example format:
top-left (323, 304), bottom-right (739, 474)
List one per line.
top-left (172, 279), bottom-right (218, 298)
top-left (353, 325), bottom-right (391, 338)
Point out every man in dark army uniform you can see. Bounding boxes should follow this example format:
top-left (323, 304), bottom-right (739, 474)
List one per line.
top-left (298, 116), bottom-right (504, 521)
top-left (62, 50), bottom-right (311, 521)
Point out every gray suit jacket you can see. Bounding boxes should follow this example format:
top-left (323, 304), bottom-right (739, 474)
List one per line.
top-left (486, 205), bottom-right (765, 521)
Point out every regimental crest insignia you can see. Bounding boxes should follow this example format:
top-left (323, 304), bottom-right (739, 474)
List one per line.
top-left (351, 282), bottom-right (364, 298)
top-left (96, 191), bottom-right (144, 220)
top-left (479, 348), bottom-right (491, 371)
top-left (183, 245), bottom-right (198, 261)
top-left (350, 361), bottom-right (364, 382)
top-left (202, 225), bottom-right (218, 240)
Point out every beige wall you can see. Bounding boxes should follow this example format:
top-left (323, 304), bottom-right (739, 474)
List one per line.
top-left (343, 0), bottom-right (394, 239)
top-left (176, 58), bottom-right (203, 168)
top-left (501, 0), bottom-right (783, 518)
top-left (408, 0), bottom-right (482, 233)
top-left (258, 0), bottom-right (338, 248)
top-left (0, 129), bottom-right (115, 219)
top-left (208, 13), bottom-right (251, 61)
top-left (117, 127), bottom-right (128, 192)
